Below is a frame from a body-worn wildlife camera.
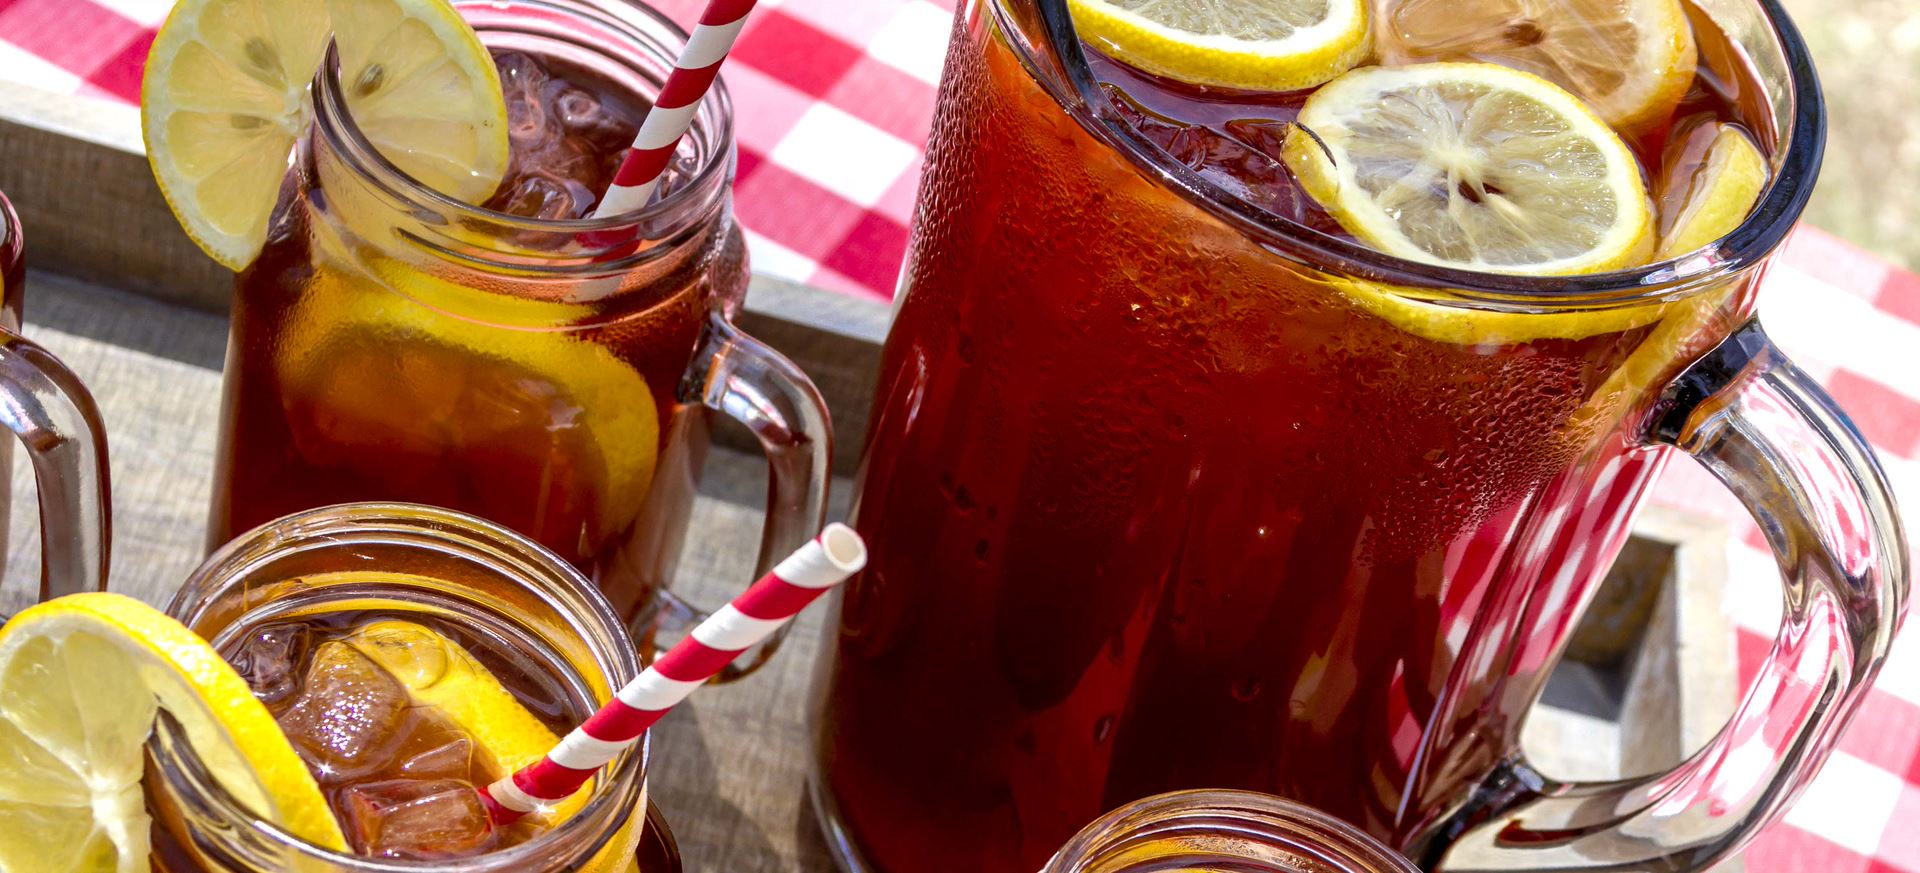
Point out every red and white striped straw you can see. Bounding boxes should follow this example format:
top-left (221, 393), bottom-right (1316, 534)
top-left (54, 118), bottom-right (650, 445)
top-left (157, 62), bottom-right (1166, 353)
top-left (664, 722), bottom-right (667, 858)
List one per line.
top-left (590, 0), bottom-right (757, 218)
top-left (479, 524), bottom-right (867, 824)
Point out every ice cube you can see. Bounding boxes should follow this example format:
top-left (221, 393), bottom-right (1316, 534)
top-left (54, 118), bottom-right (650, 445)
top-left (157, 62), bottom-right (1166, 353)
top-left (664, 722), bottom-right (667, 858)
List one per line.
top-left (550, 83), bottom-right (635, 154)
top-left (493, 172), bottom-right (596, 221)
top-left (496, 51), bottom-right (553, 150)
top-left (228, 623), bottom-right (309, 705)
top-left (275, 642), bottom-right (415, 782)
top-left (397, 735), bottom-right (480, 781)
top-left (340, 778), bottom-right (497, 860)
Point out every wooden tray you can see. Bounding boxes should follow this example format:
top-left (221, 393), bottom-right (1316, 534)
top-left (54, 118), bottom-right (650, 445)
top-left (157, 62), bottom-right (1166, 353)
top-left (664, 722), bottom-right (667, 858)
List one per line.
top-left (0, 80), bottom-right (1742, 872)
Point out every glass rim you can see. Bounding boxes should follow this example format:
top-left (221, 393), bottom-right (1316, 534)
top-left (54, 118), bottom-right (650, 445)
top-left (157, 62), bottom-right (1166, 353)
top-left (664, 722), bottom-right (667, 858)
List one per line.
top-left (1046, 789), bottom-right (1422, 873)
top-left (310, 0), bottom-right (736, 237)
top-left (0, 190), bottom-right (16, 250)
top-left (153, 501), bottom-right (650, 870)
top-left (1013, 0), bottom-right (1826, 308)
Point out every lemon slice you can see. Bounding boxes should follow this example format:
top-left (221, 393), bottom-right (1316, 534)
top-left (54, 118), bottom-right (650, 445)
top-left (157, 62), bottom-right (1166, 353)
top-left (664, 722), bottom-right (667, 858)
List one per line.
top-left (0, 593), bottom-right (346, 871)
top-left (344, 619), bottom-right (643, 873)
top-left (272, 258), bottom-right (662, 554)
top-left (1656, 123), bottom-right (1768, 259)
top-left (1282, 62), bottom-right (1656, 276)
top-left (142, 0), bottom-right (510, 270)
top-left (325, 0), bottom-right (511, 204)
top-left (1069, 0), bottom-right (1371, 91)
top-left (1373, 0), bottom-right (1697, 134)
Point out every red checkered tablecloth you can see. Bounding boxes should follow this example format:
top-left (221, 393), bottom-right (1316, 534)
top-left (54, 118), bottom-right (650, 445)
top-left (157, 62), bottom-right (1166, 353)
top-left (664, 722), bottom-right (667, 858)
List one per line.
top-left (2, 0), bottom-right (1918, 869)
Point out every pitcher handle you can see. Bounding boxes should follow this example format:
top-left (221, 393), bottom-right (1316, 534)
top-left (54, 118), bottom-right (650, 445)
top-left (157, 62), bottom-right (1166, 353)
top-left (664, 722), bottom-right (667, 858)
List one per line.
top-left (681, 311), bottom-right (832, 681)
top-left (0, 330), bottom-right (110, 602)
top-left (1437, 320), bottom-right (1909, 871)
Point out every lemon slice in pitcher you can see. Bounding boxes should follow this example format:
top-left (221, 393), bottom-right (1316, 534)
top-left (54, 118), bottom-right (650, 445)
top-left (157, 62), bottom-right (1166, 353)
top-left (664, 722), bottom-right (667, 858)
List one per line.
top-left (1068, 0), bottom-right (1372, 91)
top-left (1656, 123), bottom-right (1769, 258)
top-left (0, 593), bottom-right (346, 871)
top-left (142, 0), bottom-right (510, 270)
top-left (1373, 0), bottom-right (1697, 134)
top-left (1283, 62), bottom-right (1656, 276)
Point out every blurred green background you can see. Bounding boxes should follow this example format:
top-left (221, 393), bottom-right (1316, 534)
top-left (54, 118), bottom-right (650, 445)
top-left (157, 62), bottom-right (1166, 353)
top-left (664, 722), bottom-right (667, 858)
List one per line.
top-left (1780, 0), bottom-right (1920, 270)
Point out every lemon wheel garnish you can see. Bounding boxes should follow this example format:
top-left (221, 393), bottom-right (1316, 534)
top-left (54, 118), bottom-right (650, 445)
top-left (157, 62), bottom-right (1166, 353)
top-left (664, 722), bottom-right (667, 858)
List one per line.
top-left (142, 0), bottom-right (510, 270)
top-left (0, 593), bottom-right (347, 871)
top-left (1373, 0), bottom-right (1697, 134)
top-left (344, 619), bottom-right (643, 873)
top-left (1283, 62), bottom-right (1655, 276)
top-left (1068, 0), bottom-right (1371, 91)
top-left (1657, 123), bottom-right (1769, 259)
top-left (326, 0), bottom-right (511, 204)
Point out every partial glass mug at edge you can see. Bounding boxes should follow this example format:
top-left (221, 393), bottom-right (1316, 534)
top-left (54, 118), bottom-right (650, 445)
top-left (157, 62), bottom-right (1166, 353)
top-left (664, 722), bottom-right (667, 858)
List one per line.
top-left (205, 0), bottom-right (830, 675)
top-left (1043, 791), bottom-right (1423, 873)
top-left (153, 502), bottom-right (683, 872)
top-left (0, 191), bottom-right (110, 614)
top-left (809, 0), bottom-right (1910, 871)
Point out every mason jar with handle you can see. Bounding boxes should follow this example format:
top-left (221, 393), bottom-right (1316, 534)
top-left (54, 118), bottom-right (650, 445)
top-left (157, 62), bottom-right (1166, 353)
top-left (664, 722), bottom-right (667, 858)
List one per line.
top-left (205, 0), bottom-right (830, 675)
top-left (807, 0), bottom-right (1909, 870)
top-left (0, 190), bottom-right (110, 611)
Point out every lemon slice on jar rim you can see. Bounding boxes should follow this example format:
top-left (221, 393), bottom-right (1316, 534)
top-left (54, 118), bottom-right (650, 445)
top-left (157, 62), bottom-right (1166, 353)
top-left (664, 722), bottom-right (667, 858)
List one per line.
top-left (141, 0), bottom-right (510, 270)
top-left (0, 593), bottom-right (347, 872)
top-left (1067, 0), bottom-right (1372, 91)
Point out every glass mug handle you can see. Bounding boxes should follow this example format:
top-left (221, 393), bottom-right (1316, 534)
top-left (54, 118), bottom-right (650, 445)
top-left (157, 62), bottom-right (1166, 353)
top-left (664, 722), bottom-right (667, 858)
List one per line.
top-left (1439, 320), bottom-right (1909, 871)
top-left (0, 330), bottom-right (110, 604)
top-left (680, 311), bottom-right (832, 681)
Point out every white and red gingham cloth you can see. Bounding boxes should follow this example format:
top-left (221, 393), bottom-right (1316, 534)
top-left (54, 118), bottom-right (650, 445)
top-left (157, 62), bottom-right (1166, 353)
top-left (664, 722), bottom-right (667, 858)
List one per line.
top-left (2, 0), bottom-right (1918, 869)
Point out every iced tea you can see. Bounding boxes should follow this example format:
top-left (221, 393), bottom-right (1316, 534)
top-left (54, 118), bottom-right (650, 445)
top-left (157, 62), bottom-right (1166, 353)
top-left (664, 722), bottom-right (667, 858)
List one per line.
top-left (813, 2), bottom-right (1776, 872)
top-left (209, 15), bottom-right (740, 628)
top-left (150, 611), bottom-right (573, 864)
top-left (150, 503), bottom-right (674, 872)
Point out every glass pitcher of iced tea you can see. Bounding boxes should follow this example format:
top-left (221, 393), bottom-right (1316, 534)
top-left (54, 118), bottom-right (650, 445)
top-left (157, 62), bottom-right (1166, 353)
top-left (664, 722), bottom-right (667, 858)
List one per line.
top-left (208, 0), bottom-right (827, 672)
top-left (810, 0), bottom-right (1908, 870)
top-left (0, 191), bottom-right (110, 609)
top-left (154, 502), bottom-right (680, 871)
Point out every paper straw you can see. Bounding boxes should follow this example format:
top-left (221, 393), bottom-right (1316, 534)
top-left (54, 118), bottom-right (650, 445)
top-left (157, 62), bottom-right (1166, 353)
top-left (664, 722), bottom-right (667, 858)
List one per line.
top-left (480, 524), bottom-right (867, 824)
top-left (590, 0), bottom-right (756, 218)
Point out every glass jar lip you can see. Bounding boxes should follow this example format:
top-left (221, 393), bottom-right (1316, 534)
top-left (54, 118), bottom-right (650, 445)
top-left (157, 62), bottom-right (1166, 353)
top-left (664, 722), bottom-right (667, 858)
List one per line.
top-left (155, 501), bottom-right (650, 870)
top-left (0, 190), bottom-right (16, 249)
top-left (1014, 0), bottom-right (1826, 309)
top-left (1048, 790), bottom-right (1422, 873)
top-left (310, 0), bottom-right (736, 237)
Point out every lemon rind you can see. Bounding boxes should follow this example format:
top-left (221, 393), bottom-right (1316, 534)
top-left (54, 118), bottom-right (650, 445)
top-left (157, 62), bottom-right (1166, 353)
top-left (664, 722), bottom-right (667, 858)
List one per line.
top-left (0, 593), bottom-right (349, 859)
top-left (1069, 0), bottom-right (1372, 91)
